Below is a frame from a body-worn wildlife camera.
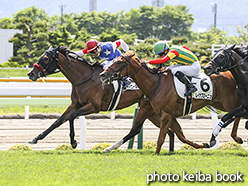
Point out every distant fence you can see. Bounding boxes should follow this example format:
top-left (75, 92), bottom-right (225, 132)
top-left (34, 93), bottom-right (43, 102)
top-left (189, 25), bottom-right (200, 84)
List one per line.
top-left (0, 77), bottom-right (71, 119)
top-left (211, 44), bottom-right (245, 56)
top-left (211, 44), bottom-right (225, 56)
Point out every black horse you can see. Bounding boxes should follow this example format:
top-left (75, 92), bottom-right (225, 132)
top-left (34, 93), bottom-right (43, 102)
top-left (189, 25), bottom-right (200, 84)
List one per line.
top-left (204, 44), bottom-right (248, 147)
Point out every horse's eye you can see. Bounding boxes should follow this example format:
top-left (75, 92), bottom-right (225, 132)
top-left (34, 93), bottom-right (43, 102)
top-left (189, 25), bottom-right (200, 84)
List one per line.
top-left (44, 56), bottom-right (49, 63)
top-left (117, 61), bottom-right (122, 65)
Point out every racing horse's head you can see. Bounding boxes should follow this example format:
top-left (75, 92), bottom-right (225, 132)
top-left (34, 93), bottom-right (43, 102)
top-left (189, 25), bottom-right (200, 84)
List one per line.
top-left (28, 46), bottom-right (60, 81)
top-left (203, 44), bottom-right (236, 76)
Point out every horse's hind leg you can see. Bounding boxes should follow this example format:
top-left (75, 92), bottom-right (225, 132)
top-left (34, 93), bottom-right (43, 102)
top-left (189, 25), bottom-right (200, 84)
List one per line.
top-left (231, 118), bottom-right (243, 144)
top-left (28, 103), bottom-right (77, 144)
top-left (210, 105), bottom-right (246, 147)
top-left (170, 119), bottom-right (209, 149)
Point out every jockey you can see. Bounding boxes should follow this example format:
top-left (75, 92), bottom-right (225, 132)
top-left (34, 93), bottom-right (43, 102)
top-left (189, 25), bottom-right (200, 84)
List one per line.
top-left (74, 39), bottom-right (131, 89)
top-left (74, 39), bottom-right (129, 70)
top-left (149, 40), bottom-right (201, 96)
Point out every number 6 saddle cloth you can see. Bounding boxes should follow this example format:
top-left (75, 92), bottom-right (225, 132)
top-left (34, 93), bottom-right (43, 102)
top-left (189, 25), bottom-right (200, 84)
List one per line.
top-left (174, 72), bottom-right (213, 100)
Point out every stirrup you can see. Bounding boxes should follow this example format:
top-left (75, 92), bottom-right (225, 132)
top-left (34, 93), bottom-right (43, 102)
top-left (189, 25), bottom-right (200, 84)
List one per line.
top-left (185, 87), bottom-right (197, 96)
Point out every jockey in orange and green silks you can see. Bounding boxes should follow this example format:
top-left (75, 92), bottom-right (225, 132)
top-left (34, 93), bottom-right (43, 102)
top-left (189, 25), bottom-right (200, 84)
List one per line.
top-left (149, 41), bottom-right (201, 96)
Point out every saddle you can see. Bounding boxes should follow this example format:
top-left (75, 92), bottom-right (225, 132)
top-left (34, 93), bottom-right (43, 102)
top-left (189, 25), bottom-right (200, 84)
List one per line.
top-left (174, 72), bottom-right (213, 115)
top-left (107, 78), bottom-right (139, 111)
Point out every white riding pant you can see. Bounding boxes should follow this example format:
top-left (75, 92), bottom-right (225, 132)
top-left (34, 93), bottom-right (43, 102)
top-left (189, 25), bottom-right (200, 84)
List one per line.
top-left (168, 61), bottom-right (201, 77)
top-left (102, 60), bottom-right (113, 70)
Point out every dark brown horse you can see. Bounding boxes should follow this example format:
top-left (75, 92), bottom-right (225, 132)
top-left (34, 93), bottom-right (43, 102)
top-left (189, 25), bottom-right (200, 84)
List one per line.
top-left (204, 44), bottom-right (248, 146)
top-left (28, 46), bottom-right (211, 151)
top-left (100, 51), bottom-right (243, 153)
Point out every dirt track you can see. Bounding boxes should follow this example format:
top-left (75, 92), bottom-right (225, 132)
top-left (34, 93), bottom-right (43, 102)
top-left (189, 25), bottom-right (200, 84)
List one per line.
top-left (0, 117), bottom-right (247, 151)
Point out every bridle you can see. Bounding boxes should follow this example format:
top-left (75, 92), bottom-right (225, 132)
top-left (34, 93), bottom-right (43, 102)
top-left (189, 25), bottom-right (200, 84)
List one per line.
top-left (35, 47), bottom-right (61, 77)
top-left (108, 55), bottom-right (143, 80)
top-left (33, 47), bottom-right (95, 87)
top-left (107, 54), bottom-right (161, 101)
top-left (211, 48), bottom-right (241, 73)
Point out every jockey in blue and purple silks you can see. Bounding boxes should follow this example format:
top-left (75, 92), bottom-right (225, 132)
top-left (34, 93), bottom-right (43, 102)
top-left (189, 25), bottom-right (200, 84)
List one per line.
top-left (74, 39), bottom-right (129, 70)
top-left (73, 39), bottom-right (132, 91)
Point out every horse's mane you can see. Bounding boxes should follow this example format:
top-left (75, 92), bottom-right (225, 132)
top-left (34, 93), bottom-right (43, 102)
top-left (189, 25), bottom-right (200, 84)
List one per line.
top-left (125, 51), bottom-right (167, 74)
top-left (57, 46), bottom-right (103, 67)
top-left (233, 45), bottom-right (248, 61)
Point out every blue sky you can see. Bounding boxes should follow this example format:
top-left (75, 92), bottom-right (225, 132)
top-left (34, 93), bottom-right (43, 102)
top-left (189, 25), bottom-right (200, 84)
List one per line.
top-left (0, 0), bottom-right (247, 36)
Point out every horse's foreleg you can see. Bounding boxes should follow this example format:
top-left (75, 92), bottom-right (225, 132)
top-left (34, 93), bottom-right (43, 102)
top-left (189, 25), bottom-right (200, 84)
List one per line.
top-left (231, 118), bottom-right (243, 144)
top-left (103, 103), bottom-right (154, 153)
top-left (68, 102), bottom-right (97, 149)
top-left (170, 119), bottom-right (209, 149)
top-left (147, 113), bottom-right (174, 139)
top-left (156, 113), bottom-right (172, 154)
top-left (69, 112), bottom-right (77, 149)
top-left (29, 103), bottom-right (77, 144)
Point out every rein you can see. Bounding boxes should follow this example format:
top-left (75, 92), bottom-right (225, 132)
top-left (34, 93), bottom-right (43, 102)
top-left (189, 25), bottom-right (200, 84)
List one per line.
top-left (145, 73), bottom-right (161, 101)
top-left (64, 52), bottom-right (96, 87)
top-left (108, 55), bottom-right (143, 79)
top-left (36, 47), bottom-right (96, 87)
top-left (228, 55), bottom-right (248, 70)
top-left (111, 54), bottom-right (160, 101)
top-left (72, 66), bottom-right (95, 87)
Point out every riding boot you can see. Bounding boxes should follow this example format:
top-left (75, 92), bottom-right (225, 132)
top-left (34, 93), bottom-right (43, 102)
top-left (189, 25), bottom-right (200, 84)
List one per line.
top-left (175, 71), bottom-right (197, 95)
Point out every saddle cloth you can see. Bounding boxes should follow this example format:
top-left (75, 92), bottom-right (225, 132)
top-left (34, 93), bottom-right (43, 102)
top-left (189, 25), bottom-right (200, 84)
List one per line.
top-left (108, 80), bottom-right (122, 111)
top-left (174, 72), bottom-right (213, 100)
top-left (125, 78), bottom-right (139, 90)
top-left (107, 78), bottom-right (139, 111)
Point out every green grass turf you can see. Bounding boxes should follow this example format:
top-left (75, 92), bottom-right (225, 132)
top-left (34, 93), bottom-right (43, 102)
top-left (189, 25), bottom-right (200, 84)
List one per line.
top-left (0, 104), bottom-right (138, 115)
top-left (0, 150), bottom-right (247, 186)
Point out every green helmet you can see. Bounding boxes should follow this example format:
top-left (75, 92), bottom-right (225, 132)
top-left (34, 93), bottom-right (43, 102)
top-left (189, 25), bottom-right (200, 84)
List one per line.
top-left (153, 41), bottom-right (170, 54)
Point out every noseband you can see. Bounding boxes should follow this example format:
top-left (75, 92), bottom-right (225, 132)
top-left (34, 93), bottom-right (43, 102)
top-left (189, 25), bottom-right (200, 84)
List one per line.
top-left (108, 55), bottom-right (143, 80)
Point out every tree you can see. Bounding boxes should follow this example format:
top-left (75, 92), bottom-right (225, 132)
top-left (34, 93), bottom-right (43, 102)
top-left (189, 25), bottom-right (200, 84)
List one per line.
top-left (8, 6), bottom-right (49, 66)
top-left (122, 6), bottom-right (156, 39)
top-left (237, 25), bottom-right (248, 44)
top-left (49, 26), bottom-right (73, 48)
top-left (74, 11), bottom-right (120, 36)
top-left (154, 5), bottom-right (193, 40)
top-left (191, 27), bottom-right (228, 44)
top-left (98, 29), bottom-right (120, 42)
top-left (0, 18), bottom-right (15, 29)
top-left (69, 28), bottom-right (92, 50)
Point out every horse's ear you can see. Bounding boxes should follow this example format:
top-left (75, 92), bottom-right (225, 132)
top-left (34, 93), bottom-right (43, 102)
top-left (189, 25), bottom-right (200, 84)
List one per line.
top-left (229, 44), bottom-right (236, 50)
top-left (126, 51), bottom-right (135, 58)
top-left (128, 53), bottom-right (135, 58)
top-left (48, 45), bottom-right (53, 51)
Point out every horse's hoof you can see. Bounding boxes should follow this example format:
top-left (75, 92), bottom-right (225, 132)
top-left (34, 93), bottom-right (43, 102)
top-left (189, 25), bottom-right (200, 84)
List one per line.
top-left (28, 138), bottom-right (37, 144)
top-left (209, 140), bottom-right (216, 148)
top-left (237, 137), bottom-right (243, 144)
top-left (102, 148), bottom-right (111, 153)
top-left (71, 141), bottom-right (77, 149)
top-left (203, 143), bottom-right (210, 148)
top-left (245, 121), bottom-right (248, 130)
